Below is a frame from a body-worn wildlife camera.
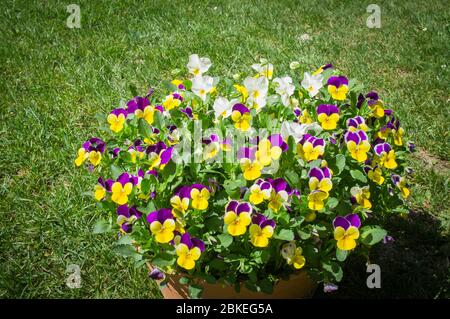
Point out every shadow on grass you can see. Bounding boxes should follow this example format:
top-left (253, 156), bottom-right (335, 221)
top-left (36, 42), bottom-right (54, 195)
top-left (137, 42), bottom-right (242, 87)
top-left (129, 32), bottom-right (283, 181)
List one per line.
top-left (314, 211), bottom-right (450, 299)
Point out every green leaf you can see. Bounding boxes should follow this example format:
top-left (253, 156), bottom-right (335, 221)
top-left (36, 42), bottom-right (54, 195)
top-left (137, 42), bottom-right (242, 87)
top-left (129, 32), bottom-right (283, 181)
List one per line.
top-left (188, 284), bottom-right (203, 299)
top-left (257, 278), bottom-right (273, 294)
top-left (360, 226), bottom-right (387, 246)
top-left (350, 169), bottom-right (367, 183)
top-left (322, 261), bottom-right (343, 282)
top-left (110, 164), bottom-right (123, 179)
top-left (92, 219), bottom-right (111, 234)
top-left (327, 197), bottom-right (339, 209)
top-left (112, 244), bottom-right (140, 259)
top-left (335, 154), bottom-right (346, 174)
top-left (138, 118), bottom-right (152, 138)
top-left (179, 277), bottom-right (190, 285)
top-left (285, 170), bottom-right (300, 186)
top-left (217, 233), bottom-right (233, 248)
top-left (152, 253), bottom-right (176, 267)
top-left (274, 229), bottom-right (294, 241)
top-left (210, 258), bottom-right (227, 271)
top-left (336, 248), bottom-right (348, 262)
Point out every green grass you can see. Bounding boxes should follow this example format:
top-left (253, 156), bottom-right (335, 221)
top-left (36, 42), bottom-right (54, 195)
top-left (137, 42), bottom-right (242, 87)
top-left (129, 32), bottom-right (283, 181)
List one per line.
top-left (0, 0), bottom-right (448, 298)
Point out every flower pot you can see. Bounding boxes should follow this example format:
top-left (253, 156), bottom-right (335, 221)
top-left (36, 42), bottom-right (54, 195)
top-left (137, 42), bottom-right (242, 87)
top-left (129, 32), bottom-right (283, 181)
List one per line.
top-left (157, 271), bottom-right (317, 299)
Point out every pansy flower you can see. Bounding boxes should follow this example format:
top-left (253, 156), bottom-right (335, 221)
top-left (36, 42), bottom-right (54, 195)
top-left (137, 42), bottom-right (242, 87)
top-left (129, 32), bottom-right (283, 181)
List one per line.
top-left (350, 186), bottom-right (372, 209)
top-left (255, 134), bottom-right (287, 167)
top-left (192, 75), bottom-right (214, 101)
top-left (162, 93), bottom-right (183, 110)
top-left (147, 208), bottom-right (176, 243)
top-left (231, 103), bottom-right (252, 131)
top-left (170, 186), bottom-right (191, 216)
top-left (308, 166), bottom-right (333, 196)
top-left (233, 84), bottom-right (249, 102)
top-left (366, 91), bottom-right (385, 118)
top-left (171, 79), bottom-right (186, 90)
top-left (251, 62), bottom-right (273, 79)
top-left (307, 190), bottom-right (328, 211)
top-left (297, 134), bottom-right (326, 162)
top-left (301, 72), bottom-right (323, 97)
top-left (273, 76), bottom-right (295, 106)
top-left (293, 108), bottom-right (313, 124)
top-left (111, 173), bottom-right (136, 205)
top-left (249, 179), bottom-right (272, 205)
top-left (344, 130), bottom-right (371, 162)
top-left (175, 232), bottom-right (205, 270)
top-left (107, 108), bottom-right (128, 133)
top-left (202, 134), bottom-right (221, 161)
top-left (224, 200), bottom-right (252, 236)
top-left (127, 96), bottom-right (157, 125)
top-left (75, 137), bottom-right (106, 167)
top-left (364, 165), bottom-right (385, 185)
top-left (346, 116), bottom-right (368, 132)
top-left (238, 147), bottom-right (263, 181)
top-left (317, 104), bottom-right (340, 130)
top-left (327, 76), bottom-right (349, 101)
top-left (146, 141), bottom-right (174, 170)
top-left (312, 63), bottom-right (333, 75)
top-left (189, 184), bottom-right (210, 210)
top-left (128, 141), bottom-right (146, 163)
top-left (94, 177), bottom-right (113, 201)
top-left (212, 96), bottom-right (238, 119)
top-left (243, 76), bottom-right (268, 110)
top-left (281, 241), bottom-right (306, 269)
top-left (249, 213), bottom-right (276, 248)
top-left (187, 54), bottom-right (212, 76)
top-left (333, 214), bottom-right (361, 251)
top-left (117, 205), bottom-right (142, 234)
top-left (374, 142), bottom-right (397, 169)
top-left (391, 119), bottom-right (404, 146)
top-left (267, 178), bottom-right (292, 212)
top-left (391, 174), bottom-right (410, 198)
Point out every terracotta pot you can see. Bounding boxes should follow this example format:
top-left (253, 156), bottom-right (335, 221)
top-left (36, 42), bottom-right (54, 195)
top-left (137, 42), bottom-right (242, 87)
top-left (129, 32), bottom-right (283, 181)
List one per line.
top-left (157, 271), bottom-right (317, 299)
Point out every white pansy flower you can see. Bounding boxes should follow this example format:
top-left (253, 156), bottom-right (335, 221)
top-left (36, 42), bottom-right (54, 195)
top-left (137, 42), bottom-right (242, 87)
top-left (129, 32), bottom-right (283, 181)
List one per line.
top-left (251, 62), bottom-right (274, 79)
top-left (191, 75), bottom-right (214, 101)
top-left (281, 121), bottom-right (322, 143)
top-left (301, 72), bottom-right (323, 97)
top-left (273, 76), bottom-right (295, 106)
top-left (243, 76), bottom-right (268, 111)
top-left (212, 97), bottom-right (238, 119)
top-left (187, 54), bottom-right (212, 76)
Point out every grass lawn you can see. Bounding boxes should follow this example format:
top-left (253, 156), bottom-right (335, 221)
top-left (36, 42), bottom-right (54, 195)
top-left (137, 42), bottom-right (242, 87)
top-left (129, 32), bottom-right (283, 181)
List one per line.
top-left (1, 0), bottom-right (448, 298)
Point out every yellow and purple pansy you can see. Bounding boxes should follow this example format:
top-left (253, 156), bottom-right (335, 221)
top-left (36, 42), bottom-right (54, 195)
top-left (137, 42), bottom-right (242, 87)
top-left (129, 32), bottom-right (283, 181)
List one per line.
top-left (374, 142), bottom-right (398, 169)
top-left (307, 190), bottom-right (328, 211)
top-left (297, 134), bottom-right (326, 162)
top-left (308, 166), bottom-right (333, 196)
top-left (344, 130), bottom-right (371, 163)
top-left (231, 103), bottom-right (252, 131)
top-left (224, 200), bottom-right (252, 236)
top-left (147, 208), bottom-right (176, 244)
top-left (254, 134), bottom-right (288, 167)
top-left (249, 179), bottom-right (272, 205)
top-left (346, 116), bottom-right (368, 132)
top-left (111, 172), bottom-right (138, 205)
top-left (238, 146), bottom-right (263, 181)
top-left (94, 177), bottom-right (113, 201)
top-left (350, 185), bottom-right (372, 209)
top-left (316, 104), bottom-right (340, 130)
top-left (267, 177), bottom-right (292, 212)
top-left (107, 108), bottom-right (128, 133)
top-left (249, 213), bottom-right (276, 248)
top-left (293, 107), bottom-right (313, 124)
top-left (327, 76), bottom-right (349, 101)
top-left (312, 63), bottom-right (333, 75)
top-left (162, 93), bottom-right (183, 111)
top-left (117, 204), bottom-right (143, 234)
top-left (170, 185), bottom-right (191, 216)
top-left (189, 184), bottom-right (211, 210)
top-left (333, 214), bottom-right (361, 251)
top-left (391, 174), bottom-right (410, 198)
top-left (75, 137), bottom-right (106, 167)
top-left (281, 241), bottom-right (306, 269)
top-left (126, 96), bottom-right (158, 125)
top-left (174, 232), bottom-right (205, 270)
top-left (364, 164), bottom-right (385, 185)
top-left (146, 141), bottom-right (174, 171)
